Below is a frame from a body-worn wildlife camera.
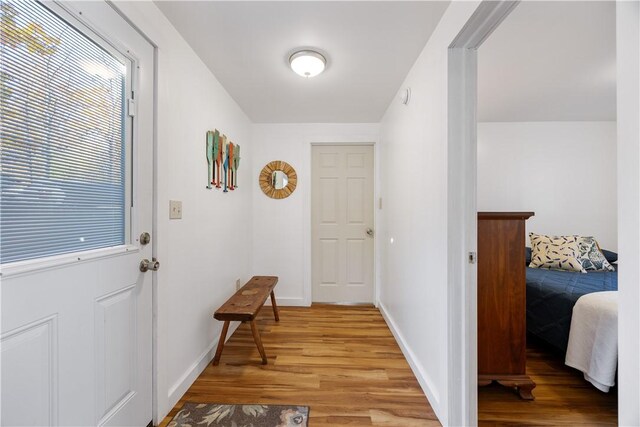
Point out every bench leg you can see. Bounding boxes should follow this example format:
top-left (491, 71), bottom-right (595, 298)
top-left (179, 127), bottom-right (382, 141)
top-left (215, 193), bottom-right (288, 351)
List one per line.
top-left (250, 320), bottom-right (268, 364)
top-left (212, 320), bottom-right (230, 366)
top-left (270, 290), bottom-right (280, 322)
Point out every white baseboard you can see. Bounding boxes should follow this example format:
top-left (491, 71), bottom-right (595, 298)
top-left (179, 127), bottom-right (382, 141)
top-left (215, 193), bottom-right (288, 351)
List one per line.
top-left (378, 302), bottom-right (444, 424)
top-left (165, 297), bottom-right (307, 410)
top-left (264, 297), bottom-right (309, 307)
top-left (167, 321), bottom-right (240, 409)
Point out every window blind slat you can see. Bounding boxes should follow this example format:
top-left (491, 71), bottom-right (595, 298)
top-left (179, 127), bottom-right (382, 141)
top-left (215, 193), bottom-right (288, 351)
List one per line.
top-left (1, 0), bottom-right (128, 264)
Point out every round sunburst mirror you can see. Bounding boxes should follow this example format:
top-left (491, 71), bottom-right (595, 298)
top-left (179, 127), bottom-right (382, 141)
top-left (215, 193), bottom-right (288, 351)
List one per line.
top-left (259, 160), bottom-right (297, 199)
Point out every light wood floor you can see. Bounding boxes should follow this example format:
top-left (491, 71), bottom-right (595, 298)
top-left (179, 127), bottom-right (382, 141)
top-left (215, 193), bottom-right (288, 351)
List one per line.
top-left (161, 306), bottom-right (618, 427)
top-left (160, 305), bottom-right (440, 427)
top-left (479, 337), bottom-right (618, 425)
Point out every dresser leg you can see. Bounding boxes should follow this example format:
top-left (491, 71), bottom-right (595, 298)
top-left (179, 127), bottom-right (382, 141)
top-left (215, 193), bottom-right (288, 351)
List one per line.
top-left (496, 377), bottom-right (536, 400)
top-left (516, 383), bottom-right (536, 400)
top-left (478, 377), bottom-right (493, 387)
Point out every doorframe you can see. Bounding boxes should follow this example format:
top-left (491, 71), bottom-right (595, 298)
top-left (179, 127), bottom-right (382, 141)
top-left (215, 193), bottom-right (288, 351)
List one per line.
top-left (446, 2), bottom-right (519, 426)
top-left (616, 2), bottom-right (640, 424)
top-left (307, 142), bottom-right (379, 306)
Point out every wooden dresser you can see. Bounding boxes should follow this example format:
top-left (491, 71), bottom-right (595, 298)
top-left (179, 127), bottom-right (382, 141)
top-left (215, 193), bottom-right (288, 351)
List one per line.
top-left (477, 212), bottom-right (536, 399)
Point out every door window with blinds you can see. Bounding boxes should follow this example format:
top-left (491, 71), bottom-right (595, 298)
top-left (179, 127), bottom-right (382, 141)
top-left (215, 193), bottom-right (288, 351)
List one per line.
top-left (0, 1), bottom-right (132, 264)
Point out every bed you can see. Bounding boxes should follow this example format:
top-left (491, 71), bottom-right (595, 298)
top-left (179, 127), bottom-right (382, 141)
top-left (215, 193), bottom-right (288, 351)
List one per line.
top-left (525, 251), bottom-right (618, 353)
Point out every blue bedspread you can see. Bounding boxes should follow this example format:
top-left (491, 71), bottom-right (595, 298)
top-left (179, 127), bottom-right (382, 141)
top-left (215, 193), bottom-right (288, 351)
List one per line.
top-left (526, 267), bottom-right (618, 352)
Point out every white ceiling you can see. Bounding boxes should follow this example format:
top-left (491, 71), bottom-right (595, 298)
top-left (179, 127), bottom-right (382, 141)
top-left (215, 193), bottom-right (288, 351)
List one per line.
top-left (155, 1), bottom-right (450, 123)
top-left (478, 1), bottom-right (616, 122)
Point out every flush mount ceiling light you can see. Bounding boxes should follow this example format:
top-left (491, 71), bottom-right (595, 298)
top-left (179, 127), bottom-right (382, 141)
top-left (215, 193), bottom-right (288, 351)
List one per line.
top-left (289, 50), bottom-right (326, 78)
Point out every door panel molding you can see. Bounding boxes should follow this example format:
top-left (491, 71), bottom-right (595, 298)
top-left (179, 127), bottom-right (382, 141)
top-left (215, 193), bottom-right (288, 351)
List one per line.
top-left (95, 285), bottom-right (138, 423)
top-left (1, 315), bottom-right (58, 427)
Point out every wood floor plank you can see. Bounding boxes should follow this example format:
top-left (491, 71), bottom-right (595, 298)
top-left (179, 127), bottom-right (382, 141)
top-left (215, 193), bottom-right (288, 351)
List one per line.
top-left (159, 305), bottom-right (438, 427)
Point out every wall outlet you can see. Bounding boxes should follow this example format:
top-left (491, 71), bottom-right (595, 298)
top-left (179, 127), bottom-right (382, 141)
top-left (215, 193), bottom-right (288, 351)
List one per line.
top-left (169, 200), bottom-right (182, 219)
top-left (235, 278), bottom-right (242, 290)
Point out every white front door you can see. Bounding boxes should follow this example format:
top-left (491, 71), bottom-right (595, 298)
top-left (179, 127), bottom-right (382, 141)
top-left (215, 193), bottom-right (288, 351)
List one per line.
top-left (0, 1), bottom-right (154, 426)
top-left (311, 145), bottom-right (375, 303)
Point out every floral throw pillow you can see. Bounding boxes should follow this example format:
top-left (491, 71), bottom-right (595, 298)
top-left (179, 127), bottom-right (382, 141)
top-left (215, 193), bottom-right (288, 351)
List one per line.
top-left (578, 237), bottom-right (616, 272)
top-left (529, 233), bottom-right (586, 273)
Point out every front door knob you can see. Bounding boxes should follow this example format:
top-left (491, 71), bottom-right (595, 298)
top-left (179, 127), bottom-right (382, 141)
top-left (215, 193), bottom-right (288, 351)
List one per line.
top-left (140, 258), bottom-right (160, 272)
top-left (366, 228), bottom-right (374, 237)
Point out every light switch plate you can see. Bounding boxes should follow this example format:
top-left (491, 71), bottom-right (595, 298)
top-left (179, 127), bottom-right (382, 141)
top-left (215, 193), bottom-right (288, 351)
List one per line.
top-left (169, 200), bottom-right (182, 219)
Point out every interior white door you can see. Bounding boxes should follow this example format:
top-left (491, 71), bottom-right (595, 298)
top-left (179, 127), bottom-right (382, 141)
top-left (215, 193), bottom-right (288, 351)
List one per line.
top-left (0, 1), bottom-right (154, 426)
top-left (311, 145), bottom-right (374, 303)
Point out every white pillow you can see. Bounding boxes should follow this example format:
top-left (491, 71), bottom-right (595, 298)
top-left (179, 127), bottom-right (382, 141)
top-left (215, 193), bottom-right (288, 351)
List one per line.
top-left (529, 233), bottom-right (586, 273)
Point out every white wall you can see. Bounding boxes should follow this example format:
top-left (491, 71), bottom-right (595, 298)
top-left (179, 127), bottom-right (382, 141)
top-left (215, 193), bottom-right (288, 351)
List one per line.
top-left (250, 124), bottom-right (380, 306)
top-left (617, 1), bottom-right (640, 424)
top-left (377, 2), bottom-right (480, 424)
top-left (113, 3), bottom-right (253, 423)
top-left (477, 121), bottom-right (618, 250)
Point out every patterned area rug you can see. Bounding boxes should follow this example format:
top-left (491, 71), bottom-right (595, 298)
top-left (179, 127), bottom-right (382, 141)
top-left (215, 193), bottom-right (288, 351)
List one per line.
top-left (168, 402), bottom-right (309, 427)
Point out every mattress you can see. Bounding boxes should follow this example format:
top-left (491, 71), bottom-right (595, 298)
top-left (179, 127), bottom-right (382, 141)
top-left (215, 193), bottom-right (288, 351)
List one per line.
top-left (526, 267), bottom-right (618, 352)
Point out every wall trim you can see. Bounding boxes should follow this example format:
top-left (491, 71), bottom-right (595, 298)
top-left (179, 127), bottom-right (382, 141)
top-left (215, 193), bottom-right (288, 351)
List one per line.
top-left (378, 302), bottom-right (443, 423)
top-left (166, 322), bottom-right (240, 410)
top-left (447, 2), bottom-right (519, 425)
top-left (264, 297), bottom-right (309, 307)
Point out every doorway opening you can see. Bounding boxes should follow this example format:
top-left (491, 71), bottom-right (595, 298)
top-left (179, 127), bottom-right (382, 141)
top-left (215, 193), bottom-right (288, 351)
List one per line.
top-left (447, 1), bottom-right (626, 425)
top-left (475, 1), bottom-right (618, 423)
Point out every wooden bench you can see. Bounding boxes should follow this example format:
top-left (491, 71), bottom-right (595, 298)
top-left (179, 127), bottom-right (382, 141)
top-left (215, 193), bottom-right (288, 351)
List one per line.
top-left (212, 276), bottom-right (279, 365)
